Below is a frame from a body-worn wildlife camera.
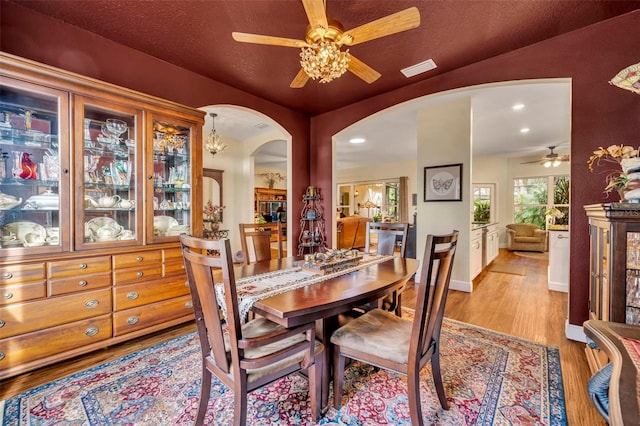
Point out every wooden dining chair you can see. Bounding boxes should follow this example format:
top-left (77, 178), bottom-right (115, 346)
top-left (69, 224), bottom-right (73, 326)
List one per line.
top-left (180, 235), bottom-right (324, 426)
top-left (331, 230), bottom-right (459, 426)
top-left (239, 222), bottom-right (283, 265)
top-left (365, 222), bottom-right (409, 315)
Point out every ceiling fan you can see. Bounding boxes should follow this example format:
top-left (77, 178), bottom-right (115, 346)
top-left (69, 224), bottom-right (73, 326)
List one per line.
top-left (231, 0), bottom-right (420, 88)
top-left (521, 146), bottom-right (570, 167)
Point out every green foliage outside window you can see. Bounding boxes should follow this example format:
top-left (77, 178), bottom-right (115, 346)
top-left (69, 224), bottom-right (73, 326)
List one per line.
top-left (513, 175), bottom-right (570, 229)
top-left (473, 199), bottom-right (491, 223)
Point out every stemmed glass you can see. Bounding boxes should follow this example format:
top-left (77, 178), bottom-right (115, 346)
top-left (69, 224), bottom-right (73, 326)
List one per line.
top-left (106, 119), bottom-right (128, 138)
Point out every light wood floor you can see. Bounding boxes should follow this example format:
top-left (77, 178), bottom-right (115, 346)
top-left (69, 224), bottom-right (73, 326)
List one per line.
top-left (1, 249), bottom-right (604, 425)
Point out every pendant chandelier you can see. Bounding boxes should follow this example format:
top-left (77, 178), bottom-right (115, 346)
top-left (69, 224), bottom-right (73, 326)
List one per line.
top-left (205, 113), bottom-right (227, 157)
top-left (300, 40), bottom-right (350, 84)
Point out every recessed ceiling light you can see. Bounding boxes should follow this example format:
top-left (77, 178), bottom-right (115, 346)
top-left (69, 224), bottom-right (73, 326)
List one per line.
top-left (401, 59), bottom-right (437, 78)
top-left (349, 138), bottom-right (366, 144)
top-left (520, 127), bottom-right (530, 134)
top-left (512, 103), bottom-right (525, 110)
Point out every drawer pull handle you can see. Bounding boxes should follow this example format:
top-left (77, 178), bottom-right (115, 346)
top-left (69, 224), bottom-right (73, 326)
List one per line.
top-left (127, 316), bottom-right (139, 325)
top-left (127, 291), bottom-right (139, 300)
top-left (85, 326), bottom-right (99, 336)
top-left (557, 234), bottom-right (568, 239)
top-left (85, 299), bottom-right (99, 309)
top-left (1, 272), bottom-right (12, 279)
top-left (0, 352), bottom-right (4, 360)
top-left (185, 301), bottom-right (193, 309)
top-left (137, 271), bottom-right (143, 277)
top-left (79, 280), bottom-right (88, 287)
top-left (0, 319), bottom-right (5, 328)
top-left (3, 292), bottom-right (13, 300)
top-left (136, 256), bottom-right (143, 262)
top-left (79, 263), bottom-right (88, 269)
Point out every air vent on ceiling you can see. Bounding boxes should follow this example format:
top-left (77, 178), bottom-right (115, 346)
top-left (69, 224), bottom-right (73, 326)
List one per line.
top-left (401, 59), bottom-right (437, 78)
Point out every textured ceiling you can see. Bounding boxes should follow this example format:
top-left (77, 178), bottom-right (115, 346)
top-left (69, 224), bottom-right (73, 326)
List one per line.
top-left (9, 0), bottom-right (640, 115)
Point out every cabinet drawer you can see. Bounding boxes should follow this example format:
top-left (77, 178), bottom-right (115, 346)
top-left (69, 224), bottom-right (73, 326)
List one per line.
top-left (163, 247), bottom-right (183, 262)
top-left (164, 259), bottom-right (186, 277)
top-left (48, 272), bottom-right (112, 296)
top-left (113, 251), bottom-right (162, 270)
top-left (113, 295), bottom-right (194, 336)
top-left (0, 314), bottom-right (112, 372)
top-left (113, 278), bottom-right (190, 310)
top-left (0, 263), bottom-right (46, 285)
top-left (0, 288), bottom-right (112, 338)
top-left (0, 281), bottom-right (46, 306)
top-left (113, 266), bottom-right (163, 286)
top-left (48, 256), bottom-right (111, 279)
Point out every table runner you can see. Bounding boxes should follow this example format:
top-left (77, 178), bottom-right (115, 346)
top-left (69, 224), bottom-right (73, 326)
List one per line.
top-left (215, 254), bottom-right (393, 322)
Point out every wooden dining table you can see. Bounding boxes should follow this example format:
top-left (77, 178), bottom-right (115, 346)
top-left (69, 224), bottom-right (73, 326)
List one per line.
top-left (232, 255), bottom-right (419, 409)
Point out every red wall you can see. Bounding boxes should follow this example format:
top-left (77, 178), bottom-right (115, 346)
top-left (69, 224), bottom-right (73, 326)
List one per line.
top-left (310, 11), bottom-right (640, 326)
top-left (2, 1), bottom-right (639, 326)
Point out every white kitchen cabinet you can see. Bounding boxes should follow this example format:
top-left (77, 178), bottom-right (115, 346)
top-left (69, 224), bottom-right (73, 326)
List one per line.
top-left (548, 229), bottom-right (569, 292)
top-left (483, 223), bottom-right (499, 267)
top-left (470, 228), bottom-right (483, 279)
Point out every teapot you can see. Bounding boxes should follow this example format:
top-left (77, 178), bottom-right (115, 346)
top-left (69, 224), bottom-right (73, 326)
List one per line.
top-left (97, 195), bottom-right (121, 208)
top-left (118, 199), bottom-right (135, 209)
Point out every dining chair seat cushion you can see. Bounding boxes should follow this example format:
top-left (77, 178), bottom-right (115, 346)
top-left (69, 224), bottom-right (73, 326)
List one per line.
top-left (330, 308), bottom-right (411, 365)
top-left (222, 317), bottom-right (320, 382)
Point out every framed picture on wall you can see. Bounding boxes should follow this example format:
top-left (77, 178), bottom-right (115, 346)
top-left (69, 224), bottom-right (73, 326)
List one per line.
top-left (424, 163), bottom-right (462, 202)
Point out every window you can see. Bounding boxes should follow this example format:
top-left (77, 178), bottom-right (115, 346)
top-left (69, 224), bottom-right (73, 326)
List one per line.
top-left (473, 183), bottom-right (495, 223)
top-left (513, 175), bottom-right (569, 229)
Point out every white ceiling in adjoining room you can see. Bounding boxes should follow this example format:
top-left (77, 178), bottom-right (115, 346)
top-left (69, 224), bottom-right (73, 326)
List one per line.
top-left (208, 81), bottom-right (571, 172)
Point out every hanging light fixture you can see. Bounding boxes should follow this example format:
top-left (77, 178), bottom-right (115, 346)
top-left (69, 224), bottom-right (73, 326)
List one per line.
top-left (205, 113), bottom-right (227, 157)
top-left (300, 40), bottom-right (350, 84)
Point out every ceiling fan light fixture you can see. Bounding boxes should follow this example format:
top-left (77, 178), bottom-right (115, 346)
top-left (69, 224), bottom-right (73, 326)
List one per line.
top-left (300, 40), bottom-right (350, 83)
top-left (552, 159), bottom-right (561, 167)
top-left (543, 160), bottom-right (552, 168)
top-left (205, 113), bottom-right (227, 157)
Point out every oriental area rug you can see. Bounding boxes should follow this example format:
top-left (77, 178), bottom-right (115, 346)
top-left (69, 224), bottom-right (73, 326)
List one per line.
top-left (1, 313), bottom-right (566, 425)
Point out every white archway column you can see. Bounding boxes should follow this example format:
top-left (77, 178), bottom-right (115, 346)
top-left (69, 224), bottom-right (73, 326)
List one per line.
top-left (416, 97), bottom-right (473, 291)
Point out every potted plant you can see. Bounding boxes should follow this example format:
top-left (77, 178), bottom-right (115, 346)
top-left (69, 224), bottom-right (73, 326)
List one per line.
top-left (203, 201), bottom-right (225, 234)
top-left (588, 144), bottom-right (639, 200)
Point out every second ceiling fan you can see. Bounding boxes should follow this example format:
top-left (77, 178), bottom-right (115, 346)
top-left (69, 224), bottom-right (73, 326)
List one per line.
top-left (521, 146), bottom-right (570, 167)
top-left (232, 0), bottom-right (420, 88)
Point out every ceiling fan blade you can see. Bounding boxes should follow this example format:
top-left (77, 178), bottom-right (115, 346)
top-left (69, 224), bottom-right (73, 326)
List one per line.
top-left (520, 159), bottom-right (544, 164)
top-left (290, 69), bottom-right (310, 88)
top-left (340, 7), bottom-right (420, 46)
top-left (348, 55), bottom-right (381, 84)
top-left (301, 0), bottom-right (328, 30)
top-left (232, 32), bottom-right (309, 48)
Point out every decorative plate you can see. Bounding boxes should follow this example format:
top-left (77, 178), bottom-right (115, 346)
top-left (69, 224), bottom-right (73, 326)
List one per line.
top-left (154, 215), bottom-right (179, 235)
top-left (2, 221), bottom-right (47, 245)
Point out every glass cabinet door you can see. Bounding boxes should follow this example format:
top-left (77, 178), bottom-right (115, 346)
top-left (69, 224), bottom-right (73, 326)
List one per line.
top-left (74, 96), bottom-right (142, 249)
top-left (0, 77), bottom-right (70, 254)
top-left (147, 114), bottom-right (195, 243)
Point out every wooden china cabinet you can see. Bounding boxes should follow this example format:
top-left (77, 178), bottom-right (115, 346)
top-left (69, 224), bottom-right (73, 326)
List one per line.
top-left (0, 53), bottom-right (204, 379)
top-left (584, 203), bottom-right (640, 374)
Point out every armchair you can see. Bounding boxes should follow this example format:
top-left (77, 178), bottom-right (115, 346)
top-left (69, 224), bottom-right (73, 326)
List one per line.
top-left (506, 223), bottom-right (547, 252)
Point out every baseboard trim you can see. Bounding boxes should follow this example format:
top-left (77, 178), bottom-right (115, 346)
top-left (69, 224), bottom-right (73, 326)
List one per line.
top-left (548, 281), bottom-right (568, 292)
top-left (565, 320), bottom-right (587, 343)
top-left (450, 279), bottom-right (472, 293)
